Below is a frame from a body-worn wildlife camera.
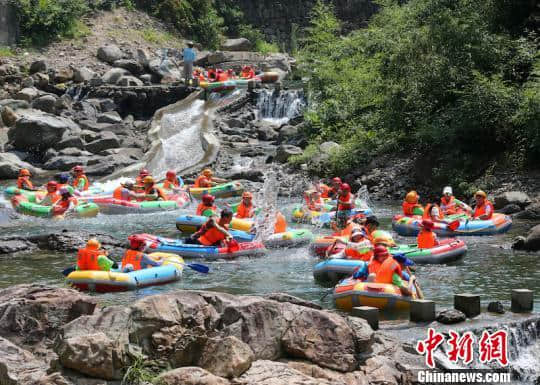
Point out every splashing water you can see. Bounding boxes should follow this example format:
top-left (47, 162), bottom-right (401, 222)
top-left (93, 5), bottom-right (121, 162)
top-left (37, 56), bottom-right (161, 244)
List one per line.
top-left (254, 171), bottom-right (279, 242)
top-left (256, 89), bottom-right (306, 126)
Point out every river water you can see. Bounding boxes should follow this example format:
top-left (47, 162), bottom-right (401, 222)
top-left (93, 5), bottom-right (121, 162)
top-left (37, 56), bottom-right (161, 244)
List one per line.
top-left (0, 193), bottom-right (537, 312)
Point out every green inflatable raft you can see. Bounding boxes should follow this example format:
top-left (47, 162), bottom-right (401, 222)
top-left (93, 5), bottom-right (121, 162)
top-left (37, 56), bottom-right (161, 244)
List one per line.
top-left (14, 200), bottom-right (99, 218)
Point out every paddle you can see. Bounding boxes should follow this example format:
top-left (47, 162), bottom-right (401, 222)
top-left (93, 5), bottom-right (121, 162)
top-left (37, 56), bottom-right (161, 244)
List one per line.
top-left (407, 266), bottom-right (424, 299)
top-left (186, 263), bottom-right (210, 274)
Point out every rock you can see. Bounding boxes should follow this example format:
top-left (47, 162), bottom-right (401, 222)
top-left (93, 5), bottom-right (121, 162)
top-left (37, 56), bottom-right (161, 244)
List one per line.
top-left (73, 67), bottom-right (96, 83)
top-left (139, 74), bottom-right (153, 85)
top-left (53, 67), bottom-right (74, 83)
top-left (319, 141), bottom-right (341, 155)
top-left (101, 68), bottom-right (129, 85)
top-left (263, 293), bottom-right (322, 310)
top-left (487, 301), bottom-right (505, 314)
top-left (0, 152), bottom-right (42, 179)
top-left (9, 110), bottom-right (81, 153)
top-left (236, 360), bottom-right (327, 385)
top-left (1, 106), bottom-right (17, 127)
top-left (85, 131), bottom-right (121, 153)
top-left (100, 147), bottom-right (143, 159)
top-left (494, 191), bottom-right (532, 209)
top-left (198, 336), bottom-right (254, 378)
top-left (512, 236), bottom-right (527, 250)
top-left (113, 59), bottom-right (143, 75)
top-left (136, 48), bottom-right (151, 67)
top-left (148, 58), bottom-right (181, 81)
top-left (225, 169), bottom-right (265, 182)
top-left (0, 63), bottom-right (19, 76)
top-left (43, 155), bottom-right (86, 170)
top-left (277, 124), bottom-right (299, 144)
top-left (436, 309), bottom-right (466, 324)
top-left (53, 135), bottom-right (85, 151)
top-left (155, 367), bottom-right (230, 385)
top-left (29, 60), bottom-right (47, 74)
top-left (22, 76), bottom-right (34, 88)
top-left (275, 144), bottom-right (302, 163)
top-left (221, 38), bottom-right (253, 51)
top-left (225, 118), bottom-right (244, 128)
top-left (256, 124), bottom-right (278, 141)
top-left (55, 95), bottom-right (71, 112)
top-left (97, 44), bottom-right (123, 64)
top-left (0, 98), bottom-right (30, 111)
top-left (0, 238), bottom-right (36, 254)
top-left (58, 147), bottom-right (92, 157)
top-left (513, 224), bottom-right (540, 252)
top-left (116, 75), bottom-right (143, 87)
top-left (363, 355), bottom-right (400, 385)
top-left (35, 72), bottom-right (50, 88)
top-left (514, 203), bottom-right (540, 220)
top-left (97, 111), bottom-right (123, 124)
top-left (15, 87), bottom-right (39, 102)
top-left (32, 94), bottom-right (58, 114)
top-left (285, 360), bottom-right (368, 385)
top-left (499, 203), bottom-right (522, 215)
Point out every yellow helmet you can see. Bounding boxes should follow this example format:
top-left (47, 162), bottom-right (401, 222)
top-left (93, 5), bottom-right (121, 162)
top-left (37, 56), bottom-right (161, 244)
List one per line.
top-left (405, 190), bottom-right (418, 204)
top-left (475, 190), bottom-right (487, 198)
top-left (19, 168), bottom-right (31, 177)
top-left (372, 230), bottom-right (396, 247)
top-left (202, 168), bottom-right (213, 177)
top-left (143, 176), bottom-right (154, 184)
top-left (87, 238), bottom-right (101, 249)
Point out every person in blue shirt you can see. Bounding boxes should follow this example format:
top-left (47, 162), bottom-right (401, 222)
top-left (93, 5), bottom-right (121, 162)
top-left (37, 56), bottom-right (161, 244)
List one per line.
top-left (183, 41), bottom-right (196, 85)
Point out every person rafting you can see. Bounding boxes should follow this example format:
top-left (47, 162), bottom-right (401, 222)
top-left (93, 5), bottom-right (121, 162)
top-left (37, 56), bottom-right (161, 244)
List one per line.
top-left (77, 239), bottom-right (115, 271)
top-left (196, 194), bottom-right (218, 216)
top-left (331, 228), bottom-right (374, 261)
top-left (364, 215), bottom-right (380, 241)
top-left (71, 166), bottom-right (89, 192)
top-left (207, 68), bottom-right (218, 82)
top-left (374, 251), bottom-right (415, 297)
top-left (51, 188), bottom-right (78, 218)
top-left (308, 190), bottom-right (325, 211)
top-left (367, 245), bottom-right (391, 277)
top-left (16, 169), bottom-right (38, 191)
top-left (371, 230), bottom-right (396, 247)
top-left (183, 41), bottom-right (196, 85)
top-left (163, 170), bottom-right (183, 191)
top-left (440, 186), bottom-right (472, 215)
top-left (216, 69), bottom-right (229, 82)
top-left (423, 201), bottom-right (443, 221)
top-left (327, 177), bottom-right (343, 199)
top-left (188, 209), bottom-right (234, 246)
top-left (417, 219), bottom-right (439, 249)
top-left (135, 169), bottom-right (151, 192)
top-left (194, 169), bottom-right (227, 188)
top-left (56, 172), bottom-right (71, 190)
top-left (274, 211), bottom-right (288, 234)
top-left (122, 236), bottom-right (163, 272)
top-left (240, 65), bottom-right (255, 79)
top-left (311, 178), bottom-right (331, 199)
top-left (335, 183), bottom-right (355, 224)
top-left (142, 176), bottom-right (168, 201)
top-left (113, 180), bottom-right (138, 201)
top-left (37, 181), bottom-right (60, 206)
top-left (236, 192), bottom-right (255, 219)
top-left (473, 190), bottom-right (494, 220)
top-left (402, 190), bottom-right (423, 216)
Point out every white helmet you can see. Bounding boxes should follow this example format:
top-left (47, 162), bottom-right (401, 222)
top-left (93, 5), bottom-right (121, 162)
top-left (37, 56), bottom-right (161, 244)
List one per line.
top-left (443, 186), bottom-right (453, 195)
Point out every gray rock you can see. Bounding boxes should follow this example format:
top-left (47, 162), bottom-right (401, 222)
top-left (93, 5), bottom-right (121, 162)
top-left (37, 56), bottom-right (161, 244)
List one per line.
top-left (319, 141), bottom-right (341, 155)
top-left (55, 95), bottom-right (72, 111)
top-left (9, 109), bottom-right (81, 152)
top-left (98, 98), bottom-right (117, 113)
top-left (0, 63), bottom-right (18, 76)
top-left (494, 191), bottom-right (532, 209)
top-left (79, 120), bottom-right (126, 134)
top-left (89, 77), bottom-right (104, 87)
top-left (0, 99), bottom-right (30, 111)
top-left (31, 94), bottom-right (57, 114)
top-left (256, 123), bottom-right (278, 141)
top-left (513, 224), bottom-right (540, 252)
top-left (21, 76), bottom-right (34, 88)
top-left (0, 152), bottom-right (42, 179)
top-left (97, 44), bottom-right (123, 64)
top-left (84, 154), bottom-right (136, 176)
top-left (53, 67), bottom-right (74, 83)
top-left (225, 118), bottom-right (244, 128)
top-left (225, 169), bottom-right (265, 182)
top-left (277, 124), bottom-right (299, 143)
top-left (53, 135), bottom-right (85, 151)
top-left (263, 293), bottom-right (322, 310)
top-left (514, 203), bottom-right (540, 220)
top-left (15, 87), bottom-right (39, 102)
top-left (58, 147), bottom-right (92, 157)
top-left (102, 68), bottom-right (129, 85)
top-left (275, 144), bottom-right (302, 163)
top-left (113, 59), bottom-right (143, 75)
top-left (139, 74), bottom-right (153, 85)
top-left (499, 203), bottom-right (522, 214)
top-left (97, 111), bottom-right (123, 124)
top-left (43, 148), bottom-right (58, 161)
top-left (34, 72), bottom-right (50, 88)
top-left (29, 60), bottom-right (47, 74)
top-left (136, 48), bottom-right (151, 67)
top-left (155, 367), bottom-right (230, 385)
top-left (85, 131), bottom-right (121, 153)
top-left (221, 38), bottom-right (253, 52)
top-left (436, 309), bottom-right (466, 324)
top-left (1, 106), bottom-right (17, 127)
top-left (99, 147), bottom-right (143, 159)
top-left (198, 336), bottom-right (254, 378)
top-left (487, 301), bottom-right (505, 314)
top-left (116, 75), bottom-right (143, 87)
top-left (43, 155), bottom-right (86, 170)
top-left (73, 67), bottom-right (96, 83)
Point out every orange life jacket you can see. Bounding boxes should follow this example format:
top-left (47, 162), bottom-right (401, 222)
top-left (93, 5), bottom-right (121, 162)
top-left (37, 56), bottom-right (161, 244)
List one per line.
top-left (474, 200), bottom-right (494, 220)
top-left (345, 243), bottom-right (373, 261)
top-left (217, 72), bottom-right (229, 82)
top-left (122, 249), bottom-right (143, 271)
top-left (417, 229), bottom-right (437, 249)
top-left (308, 197), bottom-right (323, 211)
top-left (336, 222), bottom-right (361, 238)
top-left (236, 202), bottom-right (254, 219)
top-left (368, 258), bottom-right (385, 275)
top-left (17, 177), bottom-right (33, 190)
top-left (318, 184), bottom-right (331, 198)
top-left (240, 69), bottom-right (255, 79)
top-left (337, 192), bottom-right (354, 211)
top-left (52, 197), bottom-right (77, 216)
top-left (423, 204), bottom-right (443, 220)
top-left (113, 186), bottom-right (129, 201)
top-left (72, 175), bottom-right (89, 191)
top-left (199, 222), bottom-right (229, 246)
top-left (77, 248), bottom-right (103, 271)
top-left (402, 201), bottom-right (421, 216)
top-left (41, 192), bottom-right (60, 205)
top-left (375, 257), bottom-right (402, 284)
top-left (144, 185), bottom-right (168, 201)
top-left (163, 178), bottom-right (180, 189)
top-left (196, 203), bottom-right (217, 216)
top-left (440, 196), bottom-right (457, 215)
top-left (194, 175), bottom-right (211, 188)
top-left (274, 212), bottom-right (287, 234)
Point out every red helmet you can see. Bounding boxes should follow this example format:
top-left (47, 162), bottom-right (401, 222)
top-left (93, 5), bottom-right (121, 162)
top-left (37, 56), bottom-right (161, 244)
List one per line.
top-left (47, 181), bottom-right (58, 190)
top-left (139, 169), bottom-right (150, 177)
top-left (332, 177), bottom-right (342, 184)
top-left (166, 170), bottom-right (176, 178)
top-left (341, 183), bottom-right (351, 192)
top-left (128, 235), bottom-right (145, 249)
top-left (72, 165), bottom-right (83, 173)
top-left (202, 194), bottom-right (215, 204)
top-left (19, 168), bottom-right (31, 177)
top-left (374, 245), bottom-right (390, 258)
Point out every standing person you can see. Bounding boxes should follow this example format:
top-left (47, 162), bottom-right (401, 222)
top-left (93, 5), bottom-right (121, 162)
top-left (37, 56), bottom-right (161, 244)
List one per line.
top-left (183, 41), bottom-right (196, 86)
top-left (473, 190), bottom-right (494, 220)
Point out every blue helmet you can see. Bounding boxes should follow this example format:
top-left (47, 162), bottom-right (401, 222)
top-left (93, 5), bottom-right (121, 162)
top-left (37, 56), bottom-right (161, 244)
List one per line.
top-left (58, 172), bottom-right (70, 183)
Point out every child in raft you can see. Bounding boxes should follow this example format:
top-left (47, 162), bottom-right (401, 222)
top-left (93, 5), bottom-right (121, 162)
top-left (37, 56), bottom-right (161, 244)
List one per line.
top-left (417, 219), bottom-right (439, 249)
top-left (122, 236), bottom-right (163, 272)
top-left (196, 194), bottom-right (218, 216)
top-left (187, 209), bottom-right (234, 247)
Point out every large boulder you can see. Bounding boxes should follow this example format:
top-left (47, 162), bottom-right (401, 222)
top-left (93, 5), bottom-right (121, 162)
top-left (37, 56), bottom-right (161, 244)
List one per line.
top-left (73, 67), bottom-right (96, 83)
top-left (155, 367), bottom-right (230, 385)
top-left (236, 360), bottom-right (329, 385)
top-left (85, 131), bottom-right (121, 153)
top-left (31, 94), bottom-right (58, 114)
top-left (0, 98), bottom-right (30, 111)
top-left (29, 60), bottom-right (47, 74)
top-left (319, 141), bottom-right (341, 155)
top-left (53, 67), bottom-right (74, 83)
top-left (97, 44), bottom-right (123, 64)
top-left (15, 87), bottom-right (39, 102)
top-left (221, 38), bottom-right (253, 52)
top-left (513, 224), bottom-right (540, 252)
top-left (9, 109), bottom-right (81, 153)
top-left (97, 111), bottom-right (123, 124)
top-left (102, 68), bottom-right (129, 85)
top-left (198, 336), bottom-right (254, 378)
top-left (514, 203), bottom-right (540, 220)
top-left (494, 191), bottom-right (532, 209)
top-left (116, 75), bottom-right (143, 87)
top-left (43, 155), bottom-right (86, 170)
top-left (275, 144), bottom-right (302, 163)
top-left (0, 152), bottom-right (42, 179)
top-left (113, 59), bottom-right (143, 75)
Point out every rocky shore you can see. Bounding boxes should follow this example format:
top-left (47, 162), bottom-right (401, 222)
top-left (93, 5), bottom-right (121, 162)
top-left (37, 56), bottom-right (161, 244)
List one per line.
top-left (0, 284), bottom-right (425, 385)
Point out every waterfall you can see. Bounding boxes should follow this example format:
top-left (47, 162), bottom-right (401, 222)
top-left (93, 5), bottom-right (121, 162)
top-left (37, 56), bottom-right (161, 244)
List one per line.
top-left (256, 89), bottom-right (306, 125)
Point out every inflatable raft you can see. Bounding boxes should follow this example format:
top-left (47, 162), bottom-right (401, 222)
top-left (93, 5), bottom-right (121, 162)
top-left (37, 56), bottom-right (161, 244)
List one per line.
top-left (66, 253), bottom-right (184, 292)
top-left (264, 229), bottom-right (314, 248)
top-left (188, 181), bottom-right (244, 199)
top-left (314, 239), bottom-right (467, 284)
top-left (133, 234), bottom-right (267, 260)
top-left (392, 213), bottom-right (512, 236)
top-left (176, 214), bottom-right (253, 233)
top-left (11, 195), bottom-right (99, 218)
top-left (4, 185), bottom-right (104, 201)
top-left (292, 200), bottom-right (373, 226)
top-left (85, 193), bottom-right (190, 215)
top-left (333, 278), bottom-right (418, 312)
